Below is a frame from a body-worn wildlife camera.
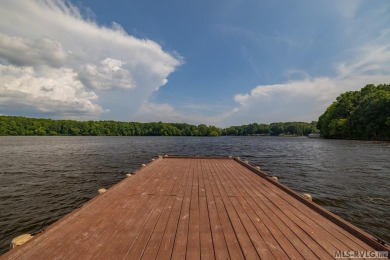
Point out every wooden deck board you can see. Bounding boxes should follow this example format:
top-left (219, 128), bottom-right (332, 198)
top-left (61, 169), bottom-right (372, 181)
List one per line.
top-left (171, 160), bottom-right (193, 260)
top-left (132, 195), bottom-right (176, 259)
top-left (218, 162), bottom-right (286, 259)
top-left (212, 163), bottom-right (261, 259)
top-left (220, 161), bottom-right (321, 259)
top-left (202, 160), bottom-right (230, 260)
top-left (2, 156), bottom-right (388, 260)
top-left (154, 160), bottom-right (189, 259)
top-left (187, 159), bottom-right (201, 260)
top-left (228, 161), bottom-right (374, 252)
top-left (224, 163), bottom-right (334, 259)
top-left (225, 163), bottom-right (336, 252)
top-left (199, 196), bottom-right (215, 260)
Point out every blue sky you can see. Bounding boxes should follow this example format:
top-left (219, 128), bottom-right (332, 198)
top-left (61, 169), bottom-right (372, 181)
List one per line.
top-left (0, 0), bottom-right (389, 126)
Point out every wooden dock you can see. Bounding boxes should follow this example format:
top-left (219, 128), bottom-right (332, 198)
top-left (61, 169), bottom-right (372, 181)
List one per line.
top-left (2, 156), bottom-right (389, 259)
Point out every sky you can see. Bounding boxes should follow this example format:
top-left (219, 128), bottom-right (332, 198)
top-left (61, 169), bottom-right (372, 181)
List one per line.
top-left (0, 0), bottom-right (389, 127)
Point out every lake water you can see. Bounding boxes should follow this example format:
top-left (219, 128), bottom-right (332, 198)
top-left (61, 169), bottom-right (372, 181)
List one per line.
top-left (0, 136), bottom-right (389, 254)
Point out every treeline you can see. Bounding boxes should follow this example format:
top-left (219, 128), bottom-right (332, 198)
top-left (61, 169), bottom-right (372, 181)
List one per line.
top-left (0, 116), bottom-right (318, 137)
top-left (318, 84), bottom-right (390, 140)
top-left (221, 122), bottom-right (318, 136)
top-left (0, 117), bottom-right (220, 136)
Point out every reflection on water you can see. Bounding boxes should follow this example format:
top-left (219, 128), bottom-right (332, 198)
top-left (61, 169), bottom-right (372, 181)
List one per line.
top-left (0, 136), bottom-right (389, 254)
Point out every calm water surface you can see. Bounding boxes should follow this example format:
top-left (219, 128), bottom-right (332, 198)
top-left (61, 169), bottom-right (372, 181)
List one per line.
top-left (0, 136), bottom-right (389, 254)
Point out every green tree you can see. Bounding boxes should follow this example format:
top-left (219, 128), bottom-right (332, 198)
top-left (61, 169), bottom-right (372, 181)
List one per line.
top-left (318, 84), bottom-right (390, 140)
top-left (270, 123), bottom-right (284, 136)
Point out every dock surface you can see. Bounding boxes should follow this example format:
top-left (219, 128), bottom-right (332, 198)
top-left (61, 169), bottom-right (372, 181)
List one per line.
top-left (2, 156), bottom-right (388, 259)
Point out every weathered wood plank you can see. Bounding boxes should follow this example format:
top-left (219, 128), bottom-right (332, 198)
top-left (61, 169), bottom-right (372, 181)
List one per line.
top-left (135, 196), bottom-right (176, 259)
top-left (214, 196), bottom-right (245, 260)
top-left (170, 160), bottom-right (193, 260)
top-left (199, 196), bottom-right (215, 260)
top-left (217, 160), bottom-right (287, 259)
top-left (229, 161), bottom-right (372, 252)
top-left (187, 159), bottom-right (201, 260)
top-left (155, 160), bottom-right (190, 259)
top-left (220, 161), bottom-right (323, 259)
top-left (202, 160), bottom-right (230, 260)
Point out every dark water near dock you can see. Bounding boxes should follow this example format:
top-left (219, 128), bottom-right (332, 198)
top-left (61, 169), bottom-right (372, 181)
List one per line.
top-left (0, 136), bottom-right (389, 254)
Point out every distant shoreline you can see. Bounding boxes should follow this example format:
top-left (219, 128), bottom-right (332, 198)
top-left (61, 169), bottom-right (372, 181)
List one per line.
top-left (0, 115), bottom-right (318, 137)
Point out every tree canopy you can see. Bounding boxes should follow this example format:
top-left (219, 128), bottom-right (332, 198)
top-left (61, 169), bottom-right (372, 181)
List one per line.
top-left (317, 84), bottom-right (390, 140)
top-left (221, 122), bottom-right (318, 136)
top-left (0, 116), bottom-right (318, 137)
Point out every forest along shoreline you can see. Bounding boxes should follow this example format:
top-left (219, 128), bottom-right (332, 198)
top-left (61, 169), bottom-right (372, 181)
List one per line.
top-left (1, 84), bottom-right (389, 141)
top-left (0, 116), bottom-right (317, 137)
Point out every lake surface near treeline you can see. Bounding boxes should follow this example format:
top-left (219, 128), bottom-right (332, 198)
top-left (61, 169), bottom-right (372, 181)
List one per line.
top-left (0, 136), bottom-right (389, 254)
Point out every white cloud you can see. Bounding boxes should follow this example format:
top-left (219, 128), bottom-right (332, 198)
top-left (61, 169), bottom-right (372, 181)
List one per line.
top-left (0, 0), bottom-right (181, 118)
top-left (0, 33), bottom-right (71, 67)
top-left (131, 2), bottom-right (385, 127)
top-left (0, 65), bottom-right (102, 116)
top-left (133, 38), bottom-right (390, 127)
top-left (79, 58), bottom-right (135, 90)
top-left (222, 43), bottom-right (390, 125)
top-left (213, 6), bottom-right (390, 126)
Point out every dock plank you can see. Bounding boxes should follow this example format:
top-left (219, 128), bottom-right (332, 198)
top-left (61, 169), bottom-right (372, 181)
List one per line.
top-left (187, 159), bottom-right (201, 260)
top-left (202, 160), bottom-right (230, 260)
top-left (133, 196), bottom-right (176, 259)
top-left (225, 163), bottom-right (331, 259)
top-left (199, 197), bottom-right (214, 260)
top-left (171, 160), bottom-right (193, 260)
top-left (211, 160), bottom-right (263, 259)
top-left (222, 162), bottom-right (339, 256)
top-left (3, 156), bottom-right (388, 260)
top-left (155, 160), bottom-right (190, 259)
top-left (217, 161), bottom-right (286, 259)
top-left (229, 161), bottom-right (373, 252)
top-left (214, 196), bottom-right (245, 260)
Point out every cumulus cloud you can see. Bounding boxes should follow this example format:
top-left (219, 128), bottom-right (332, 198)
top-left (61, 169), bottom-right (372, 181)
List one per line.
top-left (0, 33), bottom-right (71, 67)
top-left (135, 50), bottom-right (390, 127)
top-left (132, 1), bottom-right (389, 126)
top-left (222, 43), bottom-right (390, 125)
top-left (134, 38), bottom-right (390, 127)
top-left (229, 78), bottom-right (340, 124)
top-left (0, 0), bottom-right (181, 118)
top-left (0, 65), bottom-right (102, 116)
top-left (79, 58), bottom-right (135, 90)
top-left (215, 1), bottom-right (390, 126)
